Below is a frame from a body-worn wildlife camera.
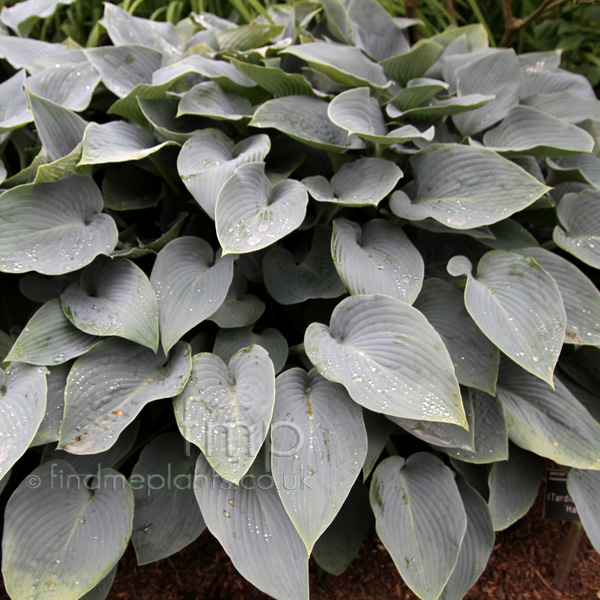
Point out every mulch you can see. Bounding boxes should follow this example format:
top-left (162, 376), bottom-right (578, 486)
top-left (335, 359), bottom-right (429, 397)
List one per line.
top-left (1, 485), bottom-right (599, 599)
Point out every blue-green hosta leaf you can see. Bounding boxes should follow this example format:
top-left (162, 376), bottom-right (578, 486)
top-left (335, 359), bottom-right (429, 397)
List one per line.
top-left (28, 90), bottom-right (87, 162)
top-left (281, 42), bottom-right (388, 89)
top-left (250, 95), bottom-right (365, 152)
top-left (518, 50), bottom-right (561, 71)
top-left (271, 368), bottom-right (367, 551)
top-left (102, 3), bottom-right (181, 55)
top-left (154, 55), bottom-right (259, 97)
top-left (229, 58), bottom-right (315, 97)
top-left (312, 481), bottom-right (372, 575)
top-left (150, 237), bottom-right (235, 355)
top-left (31, 362), bottom-right (69, 446)
top-left (431, 24), bottom-right (488, 51)
top-left (567, 469), bottom-right (600, 553)
top-left (208, 269), bottom-right (265, 328)
top-left (0, 35), bottom-right (64, 69)
top-left (522, 91), bottom-right (600, 124)
top-left (447, 251), bottom-right (565, 385)
top-left (414, 278), bottom-right (499, 394)
top-left (305, 294), bottom-right (466, 424)
top-left (496, 360), bottom-right (600, 469)
top-left (0, 0), bottom-right (75, 37)
top-left (381, 40), bottom-right (444, 87)
top-left (59, 339), bottom-right (191, 454)
top-left (6, 299), bottom-right (98, 366)
top-left (362, 410), bottom-right (394, 480)
top-left (44, 419), bottom-right (139, 473)
top-left (138, 97), bottom-right (205, 143)
top-left (214, 325), bottom-right (288, 374)
top-left (331, 218), bottom-right (423, 303)
top-left (370, 454), bottom-right (467, 600)
top-left (388, 93), bottom-right (494, 121)
top-left (194, 456), bottom-right (309, 600)
top-left (320, 0), bottom-right (353, 43)
top-left (303, 158), bottom-right (402, 207)
top-left (80, 565), bottom-right (117, 600)
top-left (390, 388), bottom-right (474, 451)
top-left (84, 45), bottom-right (161, 98)
top-left (27, 60), bottom-right (100, 112)
top-left (2, 460), bottom-right (133, 600)
top-left (547, 154), bottom-right (600, 190)
top-left (452, 50), bottom-right (523, 135)
top-left (482, 218), bottom-right (540, 251)
top-left (0, 70), bottom-right (32, 132)
top-left (215, 163), bottom-right (308, 255)
top-left (174, 347), bottom-right (275, 483)
top-left (79, 121), bottom-right (175, 166)
top-left (0, 174), bottom-right (118, 275)
top-left (348, 0), bottom-right (410, 59)
top-left (389, 78), bottom-right (450, 111)
top-left (521, 66), bottom-right (596, 100)
top-left (61, 257), bottom-right (159, 351)
top-left (19, 273), bottom-right (77, 303)
top-left (0, 160), bottom-right (5, 185)
top-left (482, 106), bottom-right (594, 156)
top-left (553, 189), bottom-right (600, 269)
top-left (263, 225), bottom-right (346, 305)
top-left (390, 144), bottom-right (550, 229)
top-left (177, 130), bottom-right (270, 220)
top-left (487, 444), bottom-right (542, 530)
top-left (178, 82), bottom-right (253, 121)
top-left (441, 389), bottom-right (508, 464)
top-left (439, 480), bottom-right (495, 600)
top-left (217, 23), bottom-right (284, 51)
top-left (131, 433), bottom-right (205, 565)
top-left (0, 363), bottom-right (47, 479)
top-left (517, 247), bottom-right (600, 346)
top-left (327, 87), bottom-right (434, 145)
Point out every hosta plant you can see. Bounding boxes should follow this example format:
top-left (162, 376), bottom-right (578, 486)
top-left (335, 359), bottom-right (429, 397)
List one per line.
top-left (0, 0), bottom-right (599, 599)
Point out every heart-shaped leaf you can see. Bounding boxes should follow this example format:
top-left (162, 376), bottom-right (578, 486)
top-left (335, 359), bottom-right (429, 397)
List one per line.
top-left (131, 433), bottom-right (205, 565)
top-left (439, 480), bottom-right (495, 600)
top-left (303, 158), bottom-right (402, 207)
top-left (150, 237), bottom-right (235, 354)
top-left (0, 363), bottom-right (47, 479)
top-left (553, 188), bottom-right (600, 269)
top-left (263, 225), bottom-right (346, 304)
top-left (327, 87), bottom-right (434, 145)
top-left (216, 163), bottom-right (308, 254)
top-left (6, 299), bottom-right (98, 366)
top-left (79, 121), bottom-right (175, 166)
top-left (414, 278), bottom-right (499, 394)
top-left (194, 455), bottom-right (309, 600)
top-left (209, 269), bottom-right (265, 328)
top-left (482, 105), bottom-right (594, 156)
top-left (370, 453), bottom-right (467, 600)
top-left (174, 346), bottom-right (275, 484)
top-left (496, 359), bottom-right (600, 469)
top-left (305, 294), bottom-right (466, 425)
top-left (61, 256), bottom-right (159, 351)
top-left (177, 129), bottom-right (270, 219)
top-left (0, 70), bottom-right (32, 132)
top-left (332, 218), bottom-right (423, 303)
top-left (250, 95), bottom-right (365, 152)
top-left (59, 339), bottom-right (191, 454)
top-left (0, 174), bottom-right (118, 275)
top-left (390, 144), bottom-right (550, 229)
top-left (312, 481), bottom-right (373, 575)
top-left (178, 82), bottom-right (253, 121)
top-left (447, 251), bottom-right (566, 385)
top-left (1, 460), bottom-right (133, 600)
top-left (381, 40), bottom-right (443, 85)
top-left (214, 325), bottom-right (289, 374)
top-left (0, 0), bottom-right (75, 37)
top-left (271, 368), bottom-right (367, 551)
top-left (487, 444), bottom-right (542, 530)
top-left (517, 247), bottom-right (600, 345)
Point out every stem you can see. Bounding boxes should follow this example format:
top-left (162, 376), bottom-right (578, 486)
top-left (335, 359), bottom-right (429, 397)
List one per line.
top-left (500, 0), bottom-right (568, 47)
top-left (385, 439), bottom-right (399, 456)
top-left (317, 203), bottom-right (341, 225)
